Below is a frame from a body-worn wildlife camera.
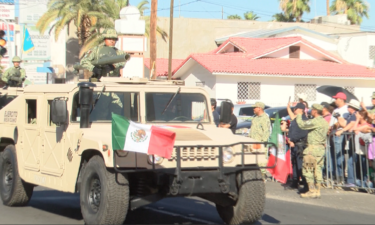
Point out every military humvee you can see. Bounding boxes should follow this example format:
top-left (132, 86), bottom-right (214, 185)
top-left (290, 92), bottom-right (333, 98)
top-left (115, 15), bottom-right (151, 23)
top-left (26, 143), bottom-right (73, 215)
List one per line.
top-left (0, 77), bottom-right (277, 225)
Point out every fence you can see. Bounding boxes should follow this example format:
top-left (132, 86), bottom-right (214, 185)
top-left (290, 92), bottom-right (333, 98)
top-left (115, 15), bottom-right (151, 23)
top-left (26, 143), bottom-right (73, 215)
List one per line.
top-left (322, 132), bottom-right (375, 194)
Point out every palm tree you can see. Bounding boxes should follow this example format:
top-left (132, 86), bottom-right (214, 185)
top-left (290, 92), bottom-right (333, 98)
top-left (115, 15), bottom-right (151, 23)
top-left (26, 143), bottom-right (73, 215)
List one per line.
top-left (244, 11), bottom-right (260, 20)
top-left (330, 0), bottom-right (369, 25)
top-left (272, 12), bottom-right (296, 22)
top-left (279, 0), bottom-right (310, 22)
top-left (37, 0), bottom-right (168, 57)
top-left (227, 14), bottom-right (242, 20)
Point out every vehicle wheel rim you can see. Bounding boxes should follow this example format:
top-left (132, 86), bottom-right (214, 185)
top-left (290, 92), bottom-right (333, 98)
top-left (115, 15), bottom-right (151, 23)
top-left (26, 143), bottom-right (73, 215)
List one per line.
top-left (2, 161), bottom-right (13, 193)
top-left (88, 176), bottom-right (101, 213)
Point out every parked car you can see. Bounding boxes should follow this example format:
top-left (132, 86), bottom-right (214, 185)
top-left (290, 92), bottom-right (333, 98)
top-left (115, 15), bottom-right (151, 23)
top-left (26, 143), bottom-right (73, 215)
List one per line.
top-left (215, 103), bottom-right (271, 123)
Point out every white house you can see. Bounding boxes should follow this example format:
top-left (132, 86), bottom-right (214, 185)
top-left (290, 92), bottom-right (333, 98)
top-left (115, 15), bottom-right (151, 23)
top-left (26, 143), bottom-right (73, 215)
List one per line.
top-left (172, 36), bottom-right (375, 107)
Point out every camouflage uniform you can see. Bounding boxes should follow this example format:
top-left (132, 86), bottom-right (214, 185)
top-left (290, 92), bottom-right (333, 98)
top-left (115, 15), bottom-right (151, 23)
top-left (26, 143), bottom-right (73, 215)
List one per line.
top-left (1, 56), bottom-right (26, 87)
top-left (249, 102), bottom-right (271, 178)
top-left (296, 104), bottom-right (329, 198)
top-left (80, 29), bottom-right (129, 78)
top-left (90, 92), bottom-right (123, 121)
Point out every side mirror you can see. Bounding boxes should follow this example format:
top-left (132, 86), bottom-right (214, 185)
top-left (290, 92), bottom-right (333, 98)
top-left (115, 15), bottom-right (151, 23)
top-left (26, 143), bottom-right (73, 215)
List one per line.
top-left (51, 97), bottom-right (68, 126)
top-left (78, 82), bottom-right (96, 128)
top-left (220, 101), bottom-right (232, 124)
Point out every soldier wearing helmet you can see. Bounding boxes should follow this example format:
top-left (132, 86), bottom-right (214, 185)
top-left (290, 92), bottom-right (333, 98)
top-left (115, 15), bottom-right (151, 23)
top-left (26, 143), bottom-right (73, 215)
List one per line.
top-left (1, 56), bottom-right (26, 88)
top-left (80, 28), bottom-right (129, 80)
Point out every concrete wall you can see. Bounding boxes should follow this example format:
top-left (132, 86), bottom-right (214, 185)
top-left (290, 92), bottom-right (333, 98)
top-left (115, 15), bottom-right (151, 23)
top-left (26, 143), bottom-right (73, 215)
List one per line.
top-left (148, 17), bottom-right (359, 60)
top-left (180, 62), bottom-right (216, 97)
top-left (337, 33), bottom-right (375, 68)
top-left (181, 65), bottom-right (375, 107)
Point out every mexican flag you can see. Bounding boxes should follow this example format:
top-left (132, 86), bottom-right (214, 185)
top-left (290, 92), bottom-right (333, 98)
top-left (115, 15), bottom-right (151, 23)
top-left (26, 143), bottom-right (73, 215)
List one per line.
top-left (111, 113), bottom-right (176, 159)
top-left (266, 112), bottom-right (291, 184)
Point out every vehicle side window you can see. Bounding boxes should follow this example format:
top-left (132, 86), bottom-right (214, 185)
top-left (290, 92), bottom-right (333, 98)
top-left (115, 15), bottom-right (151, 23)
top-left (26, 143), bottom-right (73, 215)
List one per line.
top-left (71, 91), bottom-right (140, 122)
top-left (0, 95), bottom-right (17, 109)
top-left (26, 99), bottom-right (37, 124)
top-left (239, 107), bottom-right (254, 116)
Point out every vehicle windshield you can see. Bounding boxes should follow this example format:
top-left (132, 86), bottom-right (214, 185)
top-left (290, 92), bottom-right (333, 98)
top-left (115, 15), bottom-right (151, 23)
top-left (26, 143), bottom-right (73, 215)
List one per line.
top-left (145, 92), bottom-right (210, 123)
top-left (71, 91), bottom-right (140, 122)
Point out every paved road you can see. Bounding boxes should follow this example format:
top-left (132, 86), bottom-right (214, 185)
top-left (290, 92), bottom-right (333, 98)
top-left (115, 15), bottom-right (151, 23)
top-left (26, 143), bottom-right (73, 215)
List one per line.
top-left (1, 183), bottom-right (374, 224)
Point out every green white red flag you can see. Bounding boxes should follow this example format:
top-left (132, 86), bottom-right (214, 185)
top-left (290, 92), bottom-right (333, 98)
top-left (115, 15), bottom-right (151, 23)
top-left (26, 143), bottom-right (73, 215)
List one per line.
top-left (111, 113), bottom-right (176, 159)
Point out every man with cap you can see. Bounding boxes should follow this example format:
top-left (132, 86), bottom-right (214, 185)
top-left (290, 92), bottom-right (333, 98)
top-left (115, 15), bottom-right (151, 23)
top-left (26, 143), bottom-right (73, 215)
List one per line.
top-left (329, 92), bottom-right (349, 184)
top-left (218, 102), bottom-right (237, 134)
top-left (296, 104), bottom-right (329, 198)
top-left (361, 92), bottom-right (375, 121)
top-left (1, 56), bottom-right (26, 88)
top-left (80, 28), bottom-right (130, 80)
top-left (285, 102), bottom-right (309, 192)
top-left (249, 101), bottom-right (271, 180)
top-left (336, 99), bottom-right (360, 187)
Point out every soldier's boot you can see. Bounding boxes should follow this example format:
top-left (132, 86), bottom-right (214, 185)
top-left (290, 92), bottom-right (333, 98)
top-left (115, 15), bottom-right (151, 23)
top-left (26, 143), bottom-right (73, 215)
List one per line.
top-left (314, 184), bottom-right (321, 199)
top-left (298, 177), bottom-right (309, 193)
top-left (300, 183), bottom-right (315, 198)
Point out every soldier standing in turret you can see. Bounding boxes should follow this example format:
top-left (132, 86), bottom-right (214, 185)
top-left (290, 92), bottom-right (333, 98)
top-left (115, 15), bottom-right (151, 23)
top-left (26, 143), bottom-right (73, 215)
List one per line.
top-left (1, 56), bottom-right (26, 88)
top-left (80, 28), bottom-right (129, 80)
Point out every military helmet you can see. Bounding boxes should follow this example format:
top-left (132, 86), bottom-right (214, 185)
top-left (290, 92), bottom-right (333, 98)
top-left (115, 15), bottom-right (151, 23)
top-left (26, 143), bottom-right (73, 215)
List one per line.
top-left (102, 28), bottom-right (118, 39)
top-left (12, 56), bottom-right (22, 62)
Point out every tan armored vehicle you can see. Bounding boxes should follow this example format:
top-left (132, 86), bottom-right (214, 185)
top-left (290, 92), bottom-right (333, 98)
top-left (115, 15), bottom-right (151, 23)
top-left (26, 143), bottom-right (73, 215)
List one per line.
top-left (0, 77), bottom-right (276, 225)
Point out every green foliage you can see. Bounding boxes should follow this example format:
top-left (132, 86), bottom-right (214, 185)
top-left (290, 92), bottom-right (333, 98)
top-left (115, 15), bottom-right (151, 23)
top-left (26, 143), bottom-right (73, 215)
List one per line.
top-left (279, 0), bottom-right (310, 22)
top-left (330, 0), bottom-right (369, 25)
top-left (227, 14), bottom-right (242, 20)
top-left (272, 12), bottom-right (296, 22)
top-left (37, 0), bottom-right (168, 58)
top-left (244, 11), bottom-right (260, 20)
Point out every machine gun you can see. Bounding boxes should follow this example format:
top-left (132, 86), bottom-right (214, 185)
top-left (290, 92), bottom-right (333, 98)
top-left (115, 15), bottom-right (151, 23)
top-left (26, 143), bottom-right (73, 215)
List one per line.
top-left (2, 70), bottom-right (24, 89)
top-left (74, 51), bottom-right (131, 81)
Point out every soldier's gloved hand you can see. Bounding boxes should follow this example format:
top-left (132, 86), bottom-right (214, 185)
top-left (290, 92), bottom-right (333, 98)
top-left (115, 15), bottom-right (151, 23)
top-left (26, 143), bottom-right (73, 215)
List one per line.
top-left (92, 66), bottom-right (102, 76)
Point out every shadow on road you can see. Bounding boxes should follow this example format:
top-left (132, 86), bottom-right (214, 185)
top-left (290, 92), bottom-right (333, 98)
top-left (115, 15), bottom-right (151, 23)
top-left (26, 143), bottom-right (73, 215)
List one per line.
top-left (28, 190), bottom-right (225, 224)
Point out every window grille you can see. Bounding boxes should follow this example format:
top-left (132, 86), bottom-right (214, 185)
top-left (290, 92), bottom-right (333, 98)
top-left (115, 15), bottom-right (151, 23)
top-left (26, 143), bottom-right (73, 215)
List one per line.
top-left (289, 46), bottom-right (300, 59)
top-left (344, 86), bottom-right (355, 95)
top-left (369, 46), bottom-right (375, 59)
top-left (294, 84), bottom-right (316, 101)
top-left (237, 82), bottom-right (260, 100)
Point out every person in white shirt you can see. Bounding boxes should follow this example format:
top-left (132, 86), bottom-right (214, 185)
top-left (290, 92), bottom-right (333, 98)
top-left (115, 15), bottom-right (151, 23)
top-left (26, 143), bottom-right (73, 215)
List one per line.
top-left (328, 92), bottom-right (349, 184)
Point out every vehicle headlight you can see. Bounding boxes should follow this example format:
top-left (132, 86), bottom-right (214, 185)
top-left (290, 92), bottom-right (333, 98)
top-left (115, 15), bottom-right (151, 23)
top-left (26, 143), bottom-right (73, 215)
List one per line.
top-left (223, 147), bottom-right (234, 163)
top-left (148, 154), bottom-right (164, 165)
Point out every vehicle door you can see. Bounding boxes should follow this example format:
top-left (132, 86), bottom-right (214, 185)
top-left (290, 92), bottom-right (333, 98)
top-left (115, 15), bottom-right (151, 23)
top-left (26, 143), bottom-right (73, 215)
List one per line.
top-left (21, 96), bottom-right (41, 171)
top-left (40, 95), bottom-right (67, 176)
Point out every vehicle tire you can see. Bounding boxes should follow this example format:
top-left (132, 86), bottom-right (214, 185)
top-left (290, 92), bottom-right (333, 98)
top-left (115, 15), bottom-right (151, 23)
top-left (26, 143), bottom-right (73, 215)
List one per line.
top-left (80, 155), bottom-right (129, 225)
top-left (0, 145), bottom-right (34, 206)
top-left (216, 170), bottom-right (265, 225)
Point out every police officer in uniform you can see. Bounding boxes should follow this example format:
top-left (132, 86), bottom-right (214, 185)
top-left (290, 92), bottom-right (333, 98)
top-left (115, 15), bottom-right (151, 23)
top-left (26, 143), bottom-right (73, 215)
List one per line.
top-left (286, 102), bottom-right (309, 192)
top-left (296, 104), bottom-right (329, 198)
top-left (2, 56), bottom-right (26, 88)
top-left (80, 28), bottom-right (129, 80)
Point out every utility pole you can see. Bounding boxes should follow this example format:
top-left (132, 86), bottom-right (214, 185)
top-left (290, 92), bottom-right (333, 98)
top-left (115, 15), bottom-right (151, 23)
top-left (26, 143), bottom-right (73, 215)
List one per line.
top-left (168, 0), bottom-right (174, 80)
top-left (150, 0), bottom-right (158, 80)
top-left (327, 0), bottom-right (330, 15)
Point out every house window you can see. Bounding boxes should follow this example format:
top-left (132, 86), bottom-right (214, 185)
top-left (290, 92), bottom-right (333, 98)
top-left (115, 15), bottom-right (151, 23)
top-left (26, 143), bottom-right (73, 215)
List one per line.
top-left (369, 46), bottom-right (375, 59)
top-left (234, 46), bottom-right (240, 52)
top-left (289, 46), bottom-right (300, 59)
top-left (237, 82), bottom-right (260, 100)
top-left (196, 82), bottom-right (205, 87)
top-left (294, 84), bottom-right (316, 101)
top-left (344, 86), bottom-right (355, 95)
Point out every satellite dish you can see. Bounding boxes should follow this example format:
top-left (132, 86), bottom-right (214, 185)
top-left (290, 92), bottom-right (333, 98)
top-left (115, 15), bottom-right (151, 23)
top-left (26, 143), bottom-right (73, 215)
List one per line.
top-left (119, 6), bottom-right (141, 21)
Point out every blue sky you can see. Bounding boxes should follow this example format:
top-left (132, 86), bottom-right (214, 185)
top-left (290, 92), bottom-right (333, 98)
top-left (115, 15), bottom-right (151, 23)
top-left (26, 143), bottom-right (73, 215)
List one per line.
top-left (130, 0), bottom-right (375, 31)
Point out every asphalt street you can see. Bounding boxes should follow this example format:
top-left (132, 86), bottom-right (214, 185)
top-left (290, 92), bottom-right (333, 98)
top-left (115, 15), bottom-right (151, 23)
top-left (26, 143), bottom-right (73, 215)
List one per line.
top-left (1, 182), bottom-right (375, 224)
